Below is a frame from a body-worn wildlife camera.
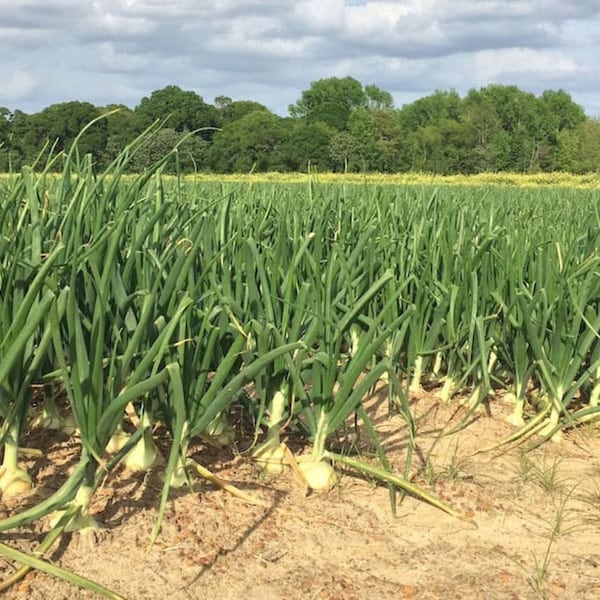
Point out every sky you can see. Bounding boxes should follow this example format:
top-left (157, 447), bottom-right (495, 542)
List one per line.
top-left (1, 0), bottom-right (600, 117)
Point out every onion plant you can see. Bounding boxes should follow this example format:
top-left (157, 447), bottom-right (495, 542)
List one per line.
top-left (3, 124), bottom-right (600, 597)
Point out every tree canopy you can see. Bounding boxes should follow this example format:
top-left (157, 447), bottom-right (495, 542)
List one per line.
top-left (0, 79), bottom-right (597, 174)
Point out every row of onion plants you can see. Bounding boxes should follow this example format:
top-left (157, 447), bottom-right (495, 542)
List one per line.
top-left (1, 125), bottom-right (600, 594)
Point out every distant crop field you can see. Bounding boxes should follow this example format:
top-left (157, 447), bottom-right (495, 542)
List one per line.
top-left (172, 170), bottom-right (600, 188)
top-left (2, 170), bottom-right (600, 189)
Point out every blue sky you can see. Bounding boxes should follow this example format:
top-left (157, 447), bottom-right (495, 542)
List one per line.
top-left (1, 0), bottom-right (599, 116)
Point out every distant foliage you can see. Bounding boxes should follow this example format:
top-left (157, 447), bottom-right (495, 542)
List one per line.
top-left (0, 80), bottom-right (597, 174)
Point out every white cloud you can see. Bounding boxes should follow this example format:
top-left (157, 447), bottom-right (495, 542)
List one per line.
top-left (0, 0), bottom-right (598, 115)
top-left (456, 48), bottom-right (584, 90)
top-left (98, 41), bottom-right (151, 73)
top-left (0, 70), bottom-right (37, 104)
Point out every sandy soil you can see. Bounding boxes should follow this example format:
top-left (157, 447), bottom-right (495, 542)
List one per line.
top-left (2, 389), bottom-right (600, 600)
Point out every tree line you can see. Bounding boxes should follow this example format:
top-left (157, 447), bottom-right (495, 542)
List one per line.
top-left (1, 77), bottom-right (599, 174)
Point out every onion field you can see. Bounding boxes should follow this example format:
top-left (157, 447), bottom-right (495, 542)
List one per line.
top-left (1, 134), bottom-right (600, 596)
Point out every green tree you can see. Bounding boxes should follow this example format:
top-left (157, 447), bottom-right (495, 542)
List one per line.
top-left (398, 90), bottom-right (461, 131)
top-left (371, 109), bottom-right (402, 172)
top-left (365, 84), bottom-right (394, 110)
top-left (7, 102), bottom-right (106, 168)
top-left (6, 110), bottom-right (33, 167)
top-left (0, 107), bottom-right (11, 171)
top-left (346, 107), bottom-right (404, 172)
top-left (576, 119), bottom-right (600, 172)
top-left (208, 110), bottom-right (288, 172)
top-left (396, 90), bottom-right (467, 172)
top-left (217, 99), bottom-right (270, 124)
top-left (39, 101), bottom-right (107, 158)
top-left (214, 95), bottom-right (232, 111)
top-left (348, 108), bottom-right (379, 170)
top-left (134, 85), bottom-right (219, 138)
top-left (403, 119), bottom-right (473, 174)
top-left (477, 85), bottom-right (549, 171)
top-left (555, 127), bottom-right (580, 172)
top-left (289, 77), bottom-right (367, 130)
top-left (540, 90), bottom-right (586, 135)
top-left (460, 89), bottom-right (502, 172)
top-left (128, 127), bottom-right (208, 173)
top-left (556, 119), bottom-right (600, 172)
top-left (281, 120), bottom-right (335, 171)
top-left (329, 132), bottom-right (359, 171)
top-left (538, 90), bottom-right (586, 170)
top-left (97, 104), bottom-right (136, 168)
top-left (1, 81), bottom-right (596, 175)
top-left (478, 85), bottom-right (534, 133)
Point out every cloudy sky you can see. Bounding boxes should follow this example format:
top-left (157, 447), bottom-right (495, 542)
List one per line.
top-left (1, 0), bottom-right (599, 117)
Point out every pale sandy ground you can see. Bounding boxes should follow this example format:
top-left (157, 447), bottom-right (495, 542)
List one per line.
top-left (2, 389), bottom-right (600, 600)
